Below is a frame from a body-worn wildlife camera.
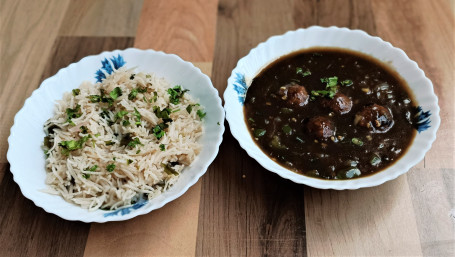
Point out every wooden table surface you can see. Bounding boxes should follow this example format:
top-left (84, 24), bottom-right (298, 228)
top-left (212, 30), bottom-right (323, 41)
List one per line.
top-left (1, 0), bottom-right (454, 256)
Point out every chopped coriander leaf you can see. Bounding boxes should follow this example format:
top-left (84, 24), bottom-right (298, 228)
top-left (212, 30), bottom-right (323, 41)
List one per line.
top-left (151, 92), bottom-right (158, 102)
top-left (99, 89), bottom-right (114, 106)
top-left (341, 79), bottom-right (353, 86)
top-left (171, 109), bottom-right (180, 113)
top-left (186, 105), bottom-right (193, 114)
top-left (44, 136), bottom-right (52, 148)
top-left (109, 87), bottom-right (122, 100)
top-left (217, 122), bottom-right (220, 125)
top-left (143, 96), bottom-right (148, 102)
top-left (159, 144), bottom-right (166, 151)
top-left (44, 149), bottom-right (50, 158)
top-left (137, 86), bottom-right (147, 93)
top-left (168, 85), bottom-right (189, 105)
top-left (72, 89), bottom-right (80, 96)
top-left (352, 138), bottom-right (364, 146)
top-left (296, 67), bottom-right (311, 77)
top-left (161, 163), bottom-right (179, 176)
top-left (106, 163), bottom-right (115, 172)
top-left (80, 126), bottom-right (88, 134)
top-left (153, 106), bottom-right (172, 123)
top-left (311, 76), bottom-right (339, 99)
top-left (88, 95), bottom-right (101, 103)
top-left (282, 125), bottom-right (292, 135)
top-left (127, 137), bottom-right (142, 148)
top-left (254, 129), bottom-right (266, 137)
top-left (59, 135), bottom-right (90, 155)
top-left (127, 159), bottom-right (133, 165)
top-left (105, 140), bottom-right (115, 146)
top-left (95, 133), bottom-right (100, 137)
top-left (128, 89), bottom-right (138, 100)
top-left (115, 110), bottom-right (128, 121)
top-left (152, 122), bottom-right (168, 139)
top-left (130, 74), bottom-right (135, 80)
top-left (136, 150), bottom-right (141, 154)
top-left (66, 104), bottom-right (82, 125)
top-left (82, 174), bottom-right (90, 179)
top-left (248, 118), bottom-right (255, 123)
top-left (146, 74), bottom-right (151, 78)
top-left (197, 110), bottom-right (206, 119)
top-left (133, 107), bottom-right (141, 125)
top-left (86, 165), bottom-right (98, 172)
top-left (122, 120), bottom-right (130, 126)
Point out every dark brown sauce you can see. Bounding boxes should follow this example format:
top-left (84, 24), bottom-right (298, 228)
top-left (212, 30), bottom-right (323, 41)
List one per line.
top-left (244, 47), bottom-right (417, 179)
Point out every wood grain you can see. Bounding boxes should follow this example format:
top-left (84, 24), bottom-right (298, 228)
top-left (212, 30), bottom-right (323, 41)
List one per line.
top-left (41, 36), bottom-right (135, 81)
top-left (371, 0), bottom-right (455, 255)
top-left (0, 164), bottom-right (90, 257)
top-left (59, 0), bottom-right (144, 37)
top-left (196, 0), bottom-right (308, 256)
top-left (0, 0), bottom-right (70, 179)
top-left (134, 0), bottom-right (218, 62)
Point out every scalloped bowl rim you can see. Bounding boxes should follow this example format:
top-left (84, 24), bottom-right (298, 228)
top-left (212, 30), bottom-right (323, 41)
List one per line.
top-left (224, 26), bottom-right (440, 190)
top-left (7, 48), bottom-right (225, 222)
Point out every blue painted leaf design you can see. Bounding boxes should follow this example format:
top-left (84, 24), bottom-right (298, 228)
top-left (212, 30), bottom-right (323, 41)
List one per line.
top-left (413, 106), bottom-right (431, 133)
top-left (233, 73), bottom-right (248, 104)
top-left (95, 54), bottom-right (126, 82)
top-left (103, 199), bottom-right (148, 217)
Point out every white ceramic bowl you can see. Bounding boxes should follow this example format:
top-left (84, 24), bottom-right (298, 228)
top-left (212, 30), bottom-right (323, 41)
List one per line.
top-left (7, 48), bottom-right (225, 222)
top-left (224, 26), bottom-right (440, 189)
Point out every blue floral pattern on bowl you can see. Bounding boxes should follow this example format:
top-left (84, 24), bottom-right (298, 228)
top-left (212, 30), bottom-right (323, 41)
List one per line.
top-left (95, 54), bottom-right (126, 82)
top-left (414, 106), bottom-right (432, 133)
top-left (233, 73), bottom-right (247, 104)
top-left (104, 198), bottom-right (148, 217)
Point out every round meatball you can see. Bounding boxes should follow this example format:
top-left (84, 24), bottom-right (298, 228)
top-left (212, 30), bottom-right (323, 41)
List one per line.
top-left (278, 83), bottom-right (309, 107)
top-left (354, 104), bottom-right (394, 133)
top-left (321, 92), bottom-right (353, 114)
top-left (307, 116), bottom-right (335, 140)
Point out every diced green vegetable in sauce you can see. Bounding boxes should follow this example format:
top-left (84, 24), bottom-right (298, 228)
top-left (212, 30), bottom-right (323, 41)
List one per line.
top-left (270, 135), bottom-right (287, 149)
top-left (341, 79), bottom-right (353, 86)
top-left (254, 129), bottom-right (266, 137)
top-left (280, 108), bottom-right (293, 114)
top-left (248, 118), bottom-right (255, 123)
top-left (282, 125), bottom-right (292, 135)
top-left (352, 138), bottom-right (364, 146)
top-left (296, 68), bottom-right (311, 77)
top-left (337, 167), bottom-right (361, 179)
top-left (296, 136), bottom-right (304, 143)
top-left (370, 154), bottom-right (381, 166)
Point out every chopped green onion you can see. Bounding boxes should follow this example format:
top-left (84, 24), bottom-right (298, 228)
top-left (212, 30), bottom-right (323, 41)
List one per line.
top-left (106, 163), bottom-right (115, 172)
top-left (282, 125), bottom-right (292, 135)
top-left (254, 129), bottom-right (266, 137)
top-left (341, 79), bottom-right (353, 86)
top-left (352, 138), bottom-right (364, 146)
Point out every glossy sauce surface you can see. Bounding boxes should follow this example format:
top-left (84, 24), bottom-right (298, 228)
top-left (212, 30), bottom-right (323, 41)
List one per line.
top-left (244, 48), bottom-right (417, 179)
